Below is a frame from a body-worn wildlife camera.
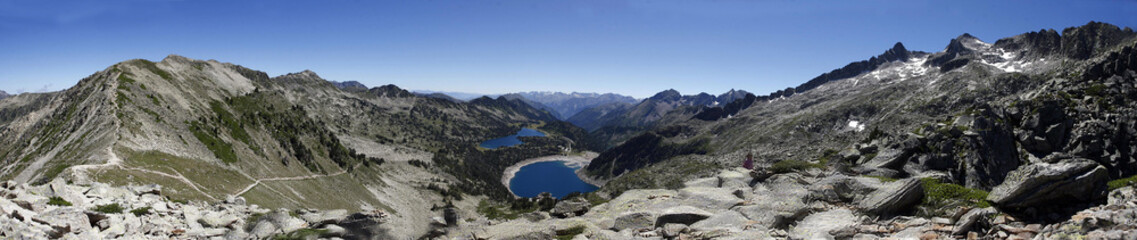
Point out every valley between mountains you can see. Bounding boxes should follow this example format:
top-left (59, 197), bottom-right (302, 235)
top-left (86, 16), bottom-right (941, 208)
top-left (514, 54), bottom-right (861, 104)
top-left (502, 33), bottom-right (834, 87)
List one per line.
top-left (3, 22), bottom-right (1137, 239)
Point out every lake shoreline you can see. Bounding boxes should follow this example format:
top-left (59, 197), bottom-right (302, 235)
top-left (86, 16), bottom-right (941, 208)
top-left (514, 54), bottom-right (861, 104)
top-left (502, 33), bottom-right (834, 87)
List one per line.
top-left (502, 151), bottom-right (599, 198)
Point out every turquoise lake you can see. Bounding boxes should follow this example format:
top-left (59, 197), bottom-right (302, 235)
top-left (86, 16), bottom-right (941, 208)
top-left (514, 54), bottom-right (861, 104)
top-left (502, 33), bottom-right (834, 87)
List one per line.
top-left (509, 161), bottom-right (598, 198)
top-left (479, 128), bottom-right (545, 149)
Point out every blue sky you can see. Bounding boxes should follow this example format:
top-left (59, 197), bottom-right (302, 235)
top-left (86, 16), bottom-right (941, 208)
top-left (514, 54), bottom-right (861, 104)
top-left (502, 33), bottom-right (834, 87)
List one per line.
top-left (1, 0), bottom-right (1134, 98)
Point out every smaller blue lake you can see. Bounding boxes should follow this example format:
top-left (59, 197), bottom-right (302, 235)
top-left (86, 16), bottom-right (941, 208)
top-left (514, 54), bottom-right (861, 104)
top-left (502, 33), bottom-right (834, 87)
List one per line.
top-left (510, 161), bottom-right (598, 198)
top-left (479, 128), bottom-right (546, 149)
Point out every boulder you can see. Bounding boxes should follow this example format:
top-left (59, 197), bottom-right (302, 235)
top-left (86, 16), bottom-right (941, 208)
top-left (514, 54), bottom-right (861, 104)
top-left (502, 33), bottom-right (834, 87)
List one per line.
top-left (717, 168), bottom-right (752, 189)
top-left (300, 209), bottom-right (349, 226)
top-left (953, 207), bottom-right (996, 235)
top-left (612, 212), bottom-right (654, 231)
top-left (130, 184), bottom-right (161, 196)
top-left (264, 209), bottom-right (308, 233)
top-left (987, 158), bottom-right (1109, 209)
top-left (857, 178), bottom-right (924, 216)
top-left (198, 211), bottom-right (239, 228)
top-left (733, 178), bottom-right (810, 229)
top-left (789, 209), bottom-right (860, 240)
top-left (551, 199), bottom-right (590, 218)
top-left (248, 221), bottom-right (278, 239)
top-left (32, 208), bottom-right (92, 235)
top-left (839, 148), bottom-right (862, 162)
top-left (224, 195), bottom-right (247, 205)
top-left (807, 175), bottom-right (876, 203)
top-left (323, 224), bottom-right (348, 237)
top-left (661, 223), bottom-right (688, 238)
top-left (655, 206), bottom-right (712, 228)
top-left (678, 187), bottom-right (744, 210)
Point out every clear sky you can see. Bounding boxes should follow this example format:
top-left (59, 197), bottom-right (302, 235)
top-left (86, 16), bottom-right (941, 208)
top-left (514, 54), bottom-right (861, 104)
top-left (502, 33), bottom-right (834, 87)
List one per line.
top-left (1, 0), bottom-right (1135, 98)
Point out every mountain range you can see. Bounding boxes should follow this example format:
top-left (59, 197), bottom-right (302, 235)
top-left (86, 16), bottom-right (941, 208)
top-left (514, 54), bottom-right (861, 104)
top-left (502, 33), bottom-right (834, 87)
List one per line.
top-left (2, 21), bottom-right (1137, 239)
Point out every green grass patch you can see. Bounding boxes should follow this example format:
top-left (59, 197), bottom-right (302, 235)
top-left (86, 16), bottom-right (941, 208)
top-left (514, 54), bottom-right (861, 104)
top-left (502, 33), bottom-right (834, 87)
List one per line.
top-left (1086, 83), bottom-right (1107, 97)
top-left (477, 199), bottom-right (537, 220)
top-left (917, 178), bottom-right (990, 217)
top-left (131, 207), bottom-right (152, 216)
top-left (1109, 175), bottom-right (1137, 190)
top-left (133, 59), bottom-right (172, 80)
top-left (35, 163), bottom-right (71, 186)
top-left (189, 122), bottom-right (239, 164)
top-left (770, 159), bottom-right (823, 174)
top-left (556, 225), bottom-right (586, 240)
top-left (117, 74), bottom-right (137, 84)
top-left (92, 203), bottom-right (124, 214)
top-left (209, 101), bottom-right (253, 146)
top-left (47, 196), bottom-right (72, 206)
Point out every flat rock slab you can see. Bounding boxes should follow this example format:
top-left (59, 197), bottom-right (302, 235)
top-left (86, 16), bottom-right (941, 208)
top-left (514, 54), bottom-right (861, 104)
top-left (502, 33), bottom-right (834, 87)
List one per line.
top-left (790, 208), bottom-right (860, 239)
top-left (678, 187), bottom-right (744, 210)
top-left (690, 210), bottom-right (754, 232)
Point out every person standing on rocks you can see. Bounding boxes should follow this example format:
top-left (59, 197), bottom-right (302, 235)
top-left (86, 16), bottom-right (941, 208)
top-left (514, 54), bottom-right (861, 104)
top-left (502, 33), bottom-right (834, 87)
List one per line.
top-left (745, 152), bottom-right (772, 186)
top-left (743, 153), bottom-right (754, 170)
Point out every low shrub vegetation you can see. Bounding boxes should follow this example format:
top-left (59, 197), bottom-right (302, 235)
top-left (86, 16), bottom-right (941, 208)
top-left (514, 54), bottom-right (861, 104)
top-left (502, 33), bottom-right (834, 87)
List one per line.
top-left (47, 196), bottom-right (72, 206)
top-left (916, 178), bottom-right (990, 217)
top-left (770, 159), bottom-right (823, 174)
top-left (92, 203), bottom-right (125, 214)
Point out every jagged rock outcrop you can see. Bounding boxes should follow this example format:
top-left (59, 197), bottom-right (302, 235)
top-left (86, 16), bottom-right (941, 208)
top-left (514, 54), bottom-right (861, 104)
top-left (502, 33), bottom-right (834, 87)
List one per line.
top-left (988, 158), bottom-right (1109, 211)
top-left (857, 178), bottom-right (924, 217)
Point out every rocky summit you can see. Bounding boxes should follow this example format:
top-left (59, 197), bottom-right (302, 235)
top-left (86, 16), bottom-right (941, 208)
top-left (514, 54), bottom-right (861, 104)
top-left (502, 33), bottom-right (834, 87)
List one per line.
top-left (3, 21), bottom-right (1137, 240)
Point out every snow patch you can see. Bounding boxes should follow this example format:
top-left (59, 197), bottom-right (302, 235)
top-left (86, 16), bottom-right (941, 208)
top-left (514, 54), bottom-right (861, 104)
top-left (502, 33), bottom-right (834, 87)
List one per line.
top-left (848, 120), bottom-right (866, 132)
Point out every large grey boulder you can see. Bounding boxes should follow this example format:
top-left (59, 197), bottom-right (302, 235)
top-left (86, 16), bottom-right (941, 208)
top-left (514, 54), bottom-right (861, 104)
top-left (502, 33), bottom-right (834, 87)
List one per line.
top-left (551, 199), bottom-right (590, 218)
top-left (863, 148), bottom-right (913, 170)
top-left (612, 212), bottom-right (654, 231)
top-left (789, 209), bottom-right (860, 240)
top-left (130, 184), bottom-right (162, 196)
top-left (857, 178), bottom-right (924, 216)
top-left (717, 168), bottom-right (752, 189)
top-left (32, 208), bottom-right (92, 236)
top-left (953, 207), bottom-right (996, 235)
top-left (732, 177), bottom-right (811, 229)
top-left (808, 175), bottom-right (877, 203)
top-left (300, 209), bottom-right (349, 226)
top-left (264, 209), bottom-right (308, 233)
top-left (987, 158), bottom-right (1109, 209)
top-left (198, 211), bottom-right (240, 228)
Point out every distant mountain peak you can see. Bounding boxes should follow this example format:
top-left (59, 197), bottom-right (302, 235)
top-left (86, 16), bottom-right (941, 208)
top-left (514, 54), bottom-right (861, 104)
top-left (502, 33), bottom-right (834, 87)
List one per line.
top-left (282, 70), bottom-right (321, 79)
top-left (161, 54), bottom-right (194, 64)
top-left (649, 89), bottom-right (682, 101)
top-left (329, 80), bottom-right (367, 91)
